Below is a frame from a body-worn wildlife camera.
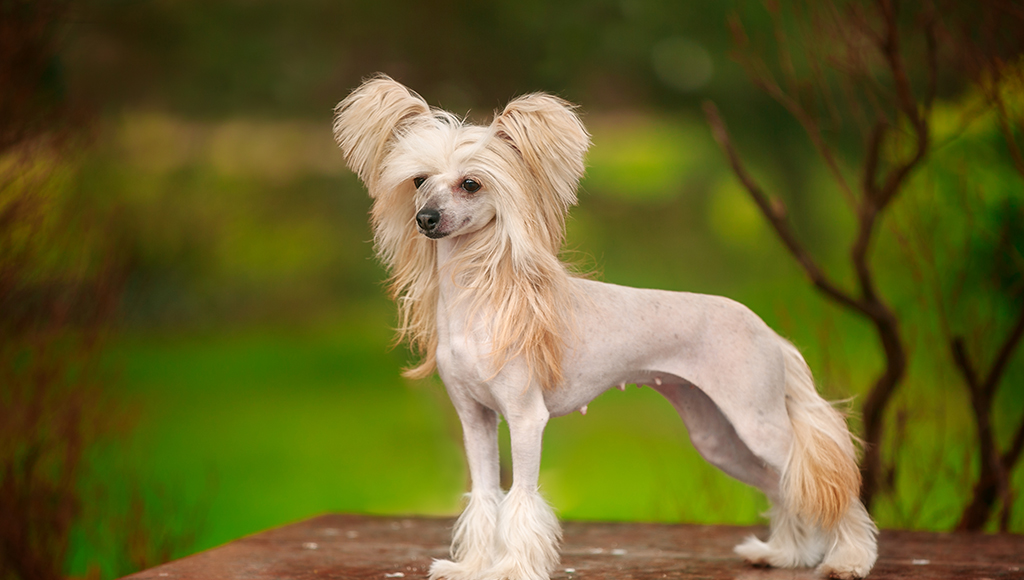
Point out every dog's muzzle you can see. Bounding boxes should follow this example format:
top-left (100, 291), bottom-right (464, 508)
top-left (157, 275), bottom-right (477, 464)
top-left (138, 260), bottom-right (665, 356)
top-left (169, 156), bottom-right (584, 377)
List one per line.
top-left (416, 207), bottom-right (445, 238)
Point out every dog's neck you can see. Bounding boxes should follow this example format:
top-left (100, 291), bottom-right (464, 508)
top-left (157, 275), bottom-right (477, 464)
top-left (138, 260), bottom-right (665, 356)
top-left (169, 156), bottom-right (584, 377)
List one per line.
top-left (428, 226), bottom-right (576, 392)
top-left (434, 235), bottom-right (461, 273)
top-left (431, 225), bottom-right (528, 299)
top-left (433, 233), bottom-right (480, 303)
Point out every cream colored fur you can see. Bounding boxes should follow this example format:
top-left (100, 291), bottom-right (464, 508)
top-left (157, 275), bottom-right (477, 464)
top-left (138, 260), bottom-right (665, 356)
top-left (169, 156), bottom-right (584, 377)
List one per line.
top-left (333, 74), bottom-right (878, 580)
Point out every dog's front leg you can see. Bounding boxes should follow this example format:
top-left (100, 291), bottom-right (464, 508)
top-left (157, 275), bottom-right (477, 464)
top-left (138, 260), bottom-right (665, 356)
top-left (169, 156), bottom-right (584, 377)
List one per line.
top-left (430, 399), bottom-right (502, 580)
top-left (485, 391), bottom-right (560, 580)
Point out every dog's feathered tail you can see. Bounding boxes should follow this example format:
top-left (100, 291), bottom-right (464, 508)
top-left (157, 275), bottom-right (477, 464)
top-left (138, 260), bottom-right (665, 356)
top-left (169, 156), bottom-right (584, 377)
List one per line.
top-left (778, 338), bottom-right (861, 530)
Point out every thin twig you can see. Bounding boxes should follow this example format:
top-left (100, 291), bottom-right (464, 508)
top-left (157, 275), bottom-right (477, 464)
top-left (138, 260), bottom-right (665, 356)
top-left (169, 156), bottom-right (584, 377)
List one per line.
top-left (873, 0), bottom-right (932, 209)
top-left (992, 87), bottom-right (1024, 178)
top-left (754, 69), bottom-right (860, 209)
top-left (704, 101), bottom-right (868, 317)
top-left (982, 306), bottom-right (1024, 397)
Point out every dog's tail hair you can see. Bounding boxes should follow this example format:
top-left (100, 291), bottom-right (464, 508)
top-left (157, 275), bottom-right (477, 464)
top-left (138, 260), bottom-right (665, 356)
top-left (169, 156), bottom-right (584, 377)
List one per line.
top-left (778, 337), bottom-right (861, 530)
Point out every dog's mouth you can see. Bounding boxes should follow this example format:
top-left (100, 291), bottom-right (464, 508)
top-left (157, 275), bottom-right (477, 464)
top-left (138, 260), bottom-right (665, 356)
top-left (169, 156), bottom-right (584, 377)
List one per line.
top-left (420, 228), bottom-right (450, 239)
top-left (418, 216), bottom-right (472, 240)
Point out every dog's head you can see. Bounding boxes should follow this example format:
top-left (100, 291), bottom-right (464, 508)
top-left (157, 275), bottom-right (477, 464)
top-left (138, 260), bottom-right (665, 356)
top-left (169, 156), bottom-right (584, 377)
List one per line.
top-left (334, 75), bottom-right (590, 248)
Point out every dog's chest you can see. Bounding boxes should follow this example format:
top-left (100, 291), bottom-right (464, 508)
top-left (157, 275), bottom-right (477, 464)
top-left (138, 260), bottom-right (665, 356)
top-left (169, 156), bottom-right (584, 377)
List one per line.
top-left (434, 305), bottom-right (504, 407)
top-left (436, 332), bottom-right (483, 381)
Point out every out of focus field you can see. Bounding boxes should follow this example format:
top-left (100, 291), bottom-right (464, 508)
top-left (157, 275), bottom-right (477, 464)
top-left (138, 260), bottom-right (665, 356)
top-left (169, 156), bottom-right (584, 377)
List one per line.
top-left (3, 2), bottom-right (1021, 578)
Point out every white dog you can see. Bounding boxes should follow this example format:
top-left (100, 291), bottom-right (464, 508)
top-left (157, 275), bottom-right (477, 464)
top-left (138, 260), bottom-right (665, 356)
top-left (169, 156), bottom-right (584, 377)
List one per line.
top-left (333, 75), bottom-right (878, 580)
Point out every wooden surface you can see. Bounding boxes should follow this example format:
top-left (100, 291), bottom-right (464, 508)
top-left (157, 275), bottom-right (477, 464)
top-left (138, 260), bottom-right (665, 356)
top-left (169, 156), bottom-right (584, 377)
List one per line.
top-left (122, 514), bottom-right (1024, 579)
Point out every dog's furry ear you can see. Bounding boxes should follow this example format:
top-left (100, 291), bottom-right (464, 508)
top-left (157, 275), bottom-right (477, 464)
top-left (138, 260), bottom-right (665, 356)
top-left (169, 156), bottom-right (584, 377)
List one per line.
top-left (492, 94), bottom-right (591, 209)
top-left (333, 75), bottom-right (431, 194)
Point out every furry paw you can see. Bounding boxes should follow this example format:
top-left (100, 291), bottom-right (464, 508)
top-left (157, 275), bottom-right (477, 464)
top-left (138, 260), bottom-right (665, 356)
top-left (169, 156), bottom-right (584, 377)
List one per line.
top-left (429, 558), bottom-right (487, 580)
top-left (447, 491), bottom-right (501, 574)
top-left (816, 561), bottom-right (872, 580)
top-left (733, 535), bottom-right (775, 567)
top-left (482, 486), bottom-right (561, 580)
top-left (815, 499), bottom-right (877, 579)
top-left (816, 541), bottom-right (876, 580)
top-left (734, 534), bottom-right (822, 569)
top-left (481, 555), bottom-right (551, 580)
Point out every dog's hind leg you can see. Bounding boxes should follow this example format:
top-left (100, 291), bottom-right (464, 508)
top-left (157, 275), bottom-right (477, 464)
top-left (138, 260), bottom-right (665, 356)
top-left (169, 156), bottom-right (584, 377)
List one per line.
top-left (773, 340), bottom-right (876, 579)
top-left (720, 339), bottom-right (876, 579)
top-left (484, 389), bottom-right (560, 580)
top-left (654, 381), bottom-right (784, 500)
top-left (653, 379), bottom-right (830, 570)
top-left (430, 399), bottom-right (503, 580)
top-left (816, 496), bottom-right (877, 579)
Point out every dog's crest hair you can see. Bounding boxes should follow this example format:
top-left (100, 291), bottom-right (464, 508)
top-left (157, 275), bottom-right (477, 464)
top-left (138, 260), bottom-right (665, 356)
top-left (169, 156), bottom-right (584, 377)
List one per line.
top-left (333, 75), bottom-right (590, 390)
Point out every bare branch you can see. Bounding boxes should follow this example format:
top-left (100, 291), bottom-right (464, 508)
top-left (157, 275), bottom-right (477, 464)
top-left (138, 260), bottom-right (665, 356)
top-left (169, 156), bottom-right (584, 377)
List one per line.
top-left (951, 337), bottom-right (981, 392)
top-left (850, 205), bottom-right (886, 309)
top-left (922, 4), bottom-right (939, 111)
top-left (862, 117), bottom-right (888, 201)
top-left (806, 15), bottom-right (845, 135)
top-left (873, 0), bottom-right (931, 210)
top-left (704, 101), bottom-right (869, 316)
top-left (878, 0), bottom-right (919, 123)
top-left (752, 67), bottom-right (860, 209)
top-left (1004, 407), bottom-right (1024, 473)
top-left (982, 305), bottom-right (1024, 398)
top-left (767, 0), bottom-right (800, 99)
top-left (992, 89), bottom-right (1024, 178)
top-left (951, 272), bottom-right (1024, 531)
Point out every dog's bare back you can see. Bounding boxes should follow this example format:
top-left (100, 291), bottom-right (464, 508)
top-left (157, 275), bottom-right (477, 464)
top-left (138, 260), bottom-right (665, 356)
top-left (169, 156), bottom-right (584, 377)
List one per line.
top-left (333, 75), bottom-right (878, 580)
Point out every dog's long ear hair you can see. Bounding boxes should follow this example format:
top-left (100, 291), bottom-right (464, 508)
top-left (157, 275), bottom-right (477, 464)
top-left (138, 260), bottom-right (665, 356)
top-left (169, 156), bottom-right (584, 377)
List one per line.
top-left (333, 74), bottom-right (431, 193)
top-left (492, 94), bottom-right (589, 254)
top-left (465, 93), bottom-right (589, 390)
top-left (334, 76), bottom-right (439, 379)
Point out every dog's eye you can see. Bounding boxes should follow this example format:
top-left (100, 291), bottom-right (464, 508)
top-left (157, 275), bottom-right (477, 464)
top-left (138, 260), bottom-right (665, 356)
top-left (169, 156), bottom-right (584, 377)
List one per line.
top-left (413, 176), bottom-right (426, 189)
top-left (461, 178), bottom-right (481, 193)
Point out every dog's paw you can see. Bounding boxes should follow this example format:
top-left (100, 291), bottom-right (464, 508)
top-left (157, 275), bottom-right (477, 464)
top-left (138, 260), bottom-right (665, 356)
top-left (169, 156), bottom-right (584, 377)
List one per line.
top-left (733, 535), bottom-right (775, 567)
top-left (428, 559), bottom-right (459, 580)
top-left (480, 556), bottom-right (553, 580)
top-left (734, 534), bottom-right (824, 570)
top-left (430, 558), bottom-right (489, 580)
top-left (816, 542), bottom-right (876, 580)
top-left (816, 562), bottom-right (872, 580)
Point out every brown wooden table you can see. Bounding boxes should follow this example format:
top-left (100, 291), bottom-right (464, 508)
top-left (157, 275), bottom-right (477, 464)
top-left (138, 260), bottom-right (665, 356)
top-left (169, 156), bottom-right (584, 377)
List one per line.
top-left (122, 514), bottom-right (1024, 579)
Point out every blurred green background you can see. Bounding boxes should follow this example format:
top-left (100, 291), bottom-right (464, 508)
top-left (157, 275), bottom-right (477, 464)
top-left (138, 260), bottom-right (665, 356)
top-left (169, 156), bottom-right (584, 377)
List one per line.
top-left (2, 1), bottom-right (1023, 578)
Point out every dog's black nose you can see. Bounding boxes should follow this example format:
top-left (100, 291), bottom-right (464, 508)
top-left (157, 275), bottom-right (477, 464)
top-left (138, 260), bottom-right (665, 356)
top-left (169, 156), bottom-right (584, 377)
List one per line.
top-left (416, 208), bottom-right (441, 232)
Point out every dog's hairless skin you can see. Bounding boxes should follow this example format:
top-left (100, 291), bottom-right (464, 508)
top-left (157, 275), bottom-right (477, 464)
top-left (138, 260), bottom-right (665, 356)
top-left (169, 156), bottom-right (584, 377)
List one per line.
top-left (334, 75), bottom-right (878, 580)
top-left (436, 235), bottom-right (787, 498)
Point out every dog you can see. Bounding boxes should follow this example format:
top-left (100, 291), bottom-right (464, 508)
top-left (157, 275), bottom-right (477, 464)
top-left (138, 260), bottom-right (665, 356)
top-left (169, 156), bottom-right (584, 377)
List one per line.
top-left (333, 75), bottom-right (878, 580)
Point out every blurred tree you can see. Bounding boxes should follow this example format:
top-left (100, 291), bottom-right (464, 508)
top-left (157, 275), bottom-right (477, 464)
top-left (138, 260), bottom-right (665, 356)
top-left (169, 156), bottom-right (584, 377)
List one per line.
top-left (0, 2), bottom-right (106, 578)
top-left (0, 0), bottom-right (76, 151)
top-left (0, 1), bottom-right (197, 578)
top-left (705, 0), bottom-right (1024, 525)
top-left (931, 16), bottom-right (1024, 530)
top-left (887, 69), bottom-right (1024, 532)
